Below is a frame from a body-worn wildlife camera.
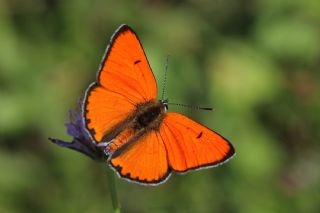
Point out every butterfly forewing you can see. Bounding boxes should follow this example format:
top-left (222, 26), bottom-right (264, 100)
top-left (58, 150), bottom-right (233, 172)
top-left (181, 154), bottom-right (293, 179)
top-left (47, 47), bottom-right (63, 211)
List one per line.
top-left (160, 113), bottom-right (235, 172)
top-left (98, 25), bottom-right (157, 103)
top-left (84, 25), bottom-right (158, 143)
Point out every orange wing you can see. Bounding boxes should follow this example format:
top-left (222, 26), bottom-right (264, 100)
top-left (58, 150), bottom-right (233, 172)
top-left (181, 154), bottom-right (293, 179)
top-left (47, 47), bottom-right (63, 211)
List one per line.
top-left (109, 130), bottom-right (170, 185)
top-left (160, 113), bottom-right (235, 173)
top-left (83, 25), bottom-right (158, 143)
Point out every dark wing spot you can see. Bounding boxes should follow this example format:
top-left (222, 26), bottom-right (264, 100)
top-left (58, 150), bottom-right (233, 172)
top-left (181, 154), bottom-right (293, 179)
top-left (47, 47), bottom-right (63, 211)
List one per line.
top-left (134, 60), bottom-right (141, 64)
top-left (196, 131), bottom-right (203, 139)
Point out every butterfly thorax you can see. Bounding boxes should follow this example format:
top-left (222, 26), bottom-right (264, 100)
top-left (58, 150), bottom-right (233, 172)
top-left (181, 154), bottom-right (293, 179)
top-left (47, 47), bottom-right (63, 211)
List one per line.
top-left (134, 100), bottom-right (167, 131)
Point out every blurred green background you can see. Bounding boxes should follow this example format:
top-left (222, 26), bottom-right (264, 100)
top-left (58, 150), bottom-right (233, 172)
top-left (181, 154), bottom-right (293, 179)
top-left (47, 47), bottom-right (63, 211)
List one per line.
top-left (1, 0), bottom-right (320, 212)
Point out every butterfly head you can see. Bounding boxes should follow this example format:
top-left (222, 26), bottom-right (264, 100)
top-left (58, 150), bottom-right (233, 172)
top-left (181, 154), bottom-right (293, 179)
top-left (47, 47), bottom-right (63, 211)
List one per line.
top-left (159, 99), bottom-right (169, 111)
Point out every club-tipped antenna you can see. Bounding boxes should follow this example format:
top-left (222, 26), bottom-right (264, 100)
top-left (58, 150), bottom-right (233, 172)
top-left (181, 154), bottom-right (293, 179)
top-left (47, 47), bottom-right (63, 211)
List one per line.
top-left (161, 56), bottom-right (212, 111)
top-left (168, 102), bottom-right (213, 111)
top-left (161, 55), bottom-right (170, 100)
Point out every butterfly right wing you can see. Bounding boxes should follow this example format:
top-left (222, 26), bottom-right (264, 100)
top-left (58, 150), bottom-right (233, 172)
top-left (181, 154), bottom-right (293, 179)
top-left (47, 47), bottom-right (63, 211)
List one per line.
top-left (159, 112), bottom-right (235, 173)
top-left (83, 25), bottom-right (158, 143)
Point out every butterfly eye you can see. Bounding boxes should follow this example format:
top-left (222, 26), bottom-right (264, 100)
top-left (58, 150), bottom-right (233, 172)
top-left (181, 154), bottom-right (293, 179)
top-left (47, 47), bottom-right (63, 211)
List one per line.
top-left (159, 99), bottom-right (169, 111)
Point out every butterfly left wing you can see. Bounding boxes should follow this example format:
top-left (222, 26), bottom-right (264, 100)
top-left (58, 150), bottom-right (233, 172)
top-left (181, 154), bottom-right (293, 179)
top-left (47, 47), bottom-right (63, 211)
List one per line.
top-left (97, 25), bottom-right (157, 103)
top-left (160, 112), bottom-right (235, 173)
top-left (84, 25), bottom-right (158, 143)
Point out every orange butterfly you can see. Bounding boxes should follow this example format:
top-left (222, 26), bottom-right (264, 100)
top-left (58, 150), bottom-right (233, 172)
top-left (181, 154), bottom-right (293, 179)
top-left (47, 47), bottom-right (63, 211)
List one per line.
top-left (83, 24), bottom-right (235, 185)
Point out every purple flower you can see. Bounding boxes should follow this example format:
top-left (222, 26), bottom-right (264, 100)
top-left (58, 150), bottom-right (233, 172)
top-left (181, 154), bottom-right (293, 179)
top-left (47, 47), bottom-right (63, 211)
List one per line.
top-left (49, 102), bottom-right (106, 161)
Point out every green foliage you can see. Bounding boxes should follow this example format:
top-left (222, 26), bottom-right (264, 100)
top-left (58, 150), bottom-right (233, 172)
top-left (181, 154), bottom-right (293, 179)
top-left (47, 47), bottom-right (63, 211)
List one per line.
top-left (1, 0), bottom-right (319, 212)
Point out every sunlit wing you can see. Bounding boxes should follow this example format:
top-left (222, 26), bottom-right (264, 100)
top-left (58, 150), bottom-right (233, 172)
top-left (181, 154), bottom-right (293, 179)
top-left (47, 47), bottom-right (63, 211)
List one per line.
top-left (160, 113), bottom-right (235, 172)
top-left (109, 130), bottom-right (170, 185)
top-left (83, 25), bottom-right (158, 143)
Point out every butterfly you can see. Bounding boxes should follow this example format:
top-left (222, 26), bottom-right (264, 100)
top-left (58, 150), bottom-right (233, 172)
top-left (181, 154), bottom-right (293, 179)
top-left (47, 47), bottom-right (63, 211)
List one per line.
top-left (83, 24), bottom-right (235, 185)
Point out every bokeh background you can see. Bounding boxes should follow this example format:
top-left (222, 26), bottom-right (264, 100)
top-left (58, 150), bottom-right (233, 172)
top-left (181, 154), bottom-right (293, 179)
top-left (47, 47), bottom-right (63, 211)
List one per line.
top-left (1, 0), bottom-right (320, 212)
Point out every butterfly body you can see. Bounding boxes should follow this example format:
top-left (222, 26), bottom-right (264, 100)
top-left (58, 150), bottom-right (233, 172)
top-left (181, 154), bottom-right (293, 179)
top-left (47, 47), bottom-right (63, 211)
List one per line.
top-left (133, 100), bottom-right (167, 130)
top-left (83, 24), bottom-right (235, 185)
top-left (105, 100), bottom-right (167, 155)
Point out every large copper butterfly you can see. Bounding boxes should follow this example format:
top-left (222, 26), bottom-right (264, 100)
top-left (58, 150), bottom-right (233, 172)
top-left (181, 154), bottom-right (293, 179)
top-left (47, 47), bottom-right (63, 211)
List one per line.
top-left (83, 24), bottom-right (235, 185)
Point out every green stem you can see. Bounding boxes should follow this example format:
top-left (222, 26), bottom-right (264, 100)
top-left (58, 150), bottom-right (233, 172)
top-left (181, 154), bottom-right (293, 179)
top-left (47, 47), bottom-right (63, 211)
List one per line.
top-left (106, 168), bottom-right (121, 213)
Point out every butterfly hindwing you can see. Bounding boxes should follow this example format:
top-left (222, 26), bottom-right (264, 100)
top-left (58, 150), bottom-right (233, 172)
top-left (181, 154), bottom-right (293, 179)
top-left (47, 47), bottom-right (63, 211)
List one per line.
top-left (109, 129), bottom-right (170, 185)
top-left (83, 25), bottom-right (158, 143)
top-left (160, 112), bottom-right (235, 173)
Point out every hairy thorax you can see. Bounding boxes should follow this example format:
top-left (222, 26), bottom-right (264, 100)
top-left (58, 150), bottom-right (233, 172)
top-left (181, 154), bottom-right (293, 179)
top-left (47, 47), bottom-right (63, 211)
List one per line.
top-left (134, 101), bottom-right (166, 131)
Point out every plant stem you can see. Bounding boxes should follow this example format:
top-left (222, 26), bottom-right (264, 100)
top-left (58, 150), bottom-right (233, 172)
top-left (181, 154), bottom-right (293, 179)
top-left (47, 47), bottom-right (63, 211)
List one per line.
top-left (106, 168), bottom-right (121, 213)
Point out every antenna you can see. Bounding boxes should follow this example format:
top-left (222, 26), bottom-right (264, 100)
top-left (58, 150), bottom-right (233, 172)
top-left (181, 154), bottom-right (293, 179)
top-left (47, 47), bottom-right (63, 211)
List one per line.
top-left (161, 55), bottom-right (170, 100)
top-left (160, 55), bottom-right (212, 112)
top-left (168, 102), bottom-right (213, 111)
